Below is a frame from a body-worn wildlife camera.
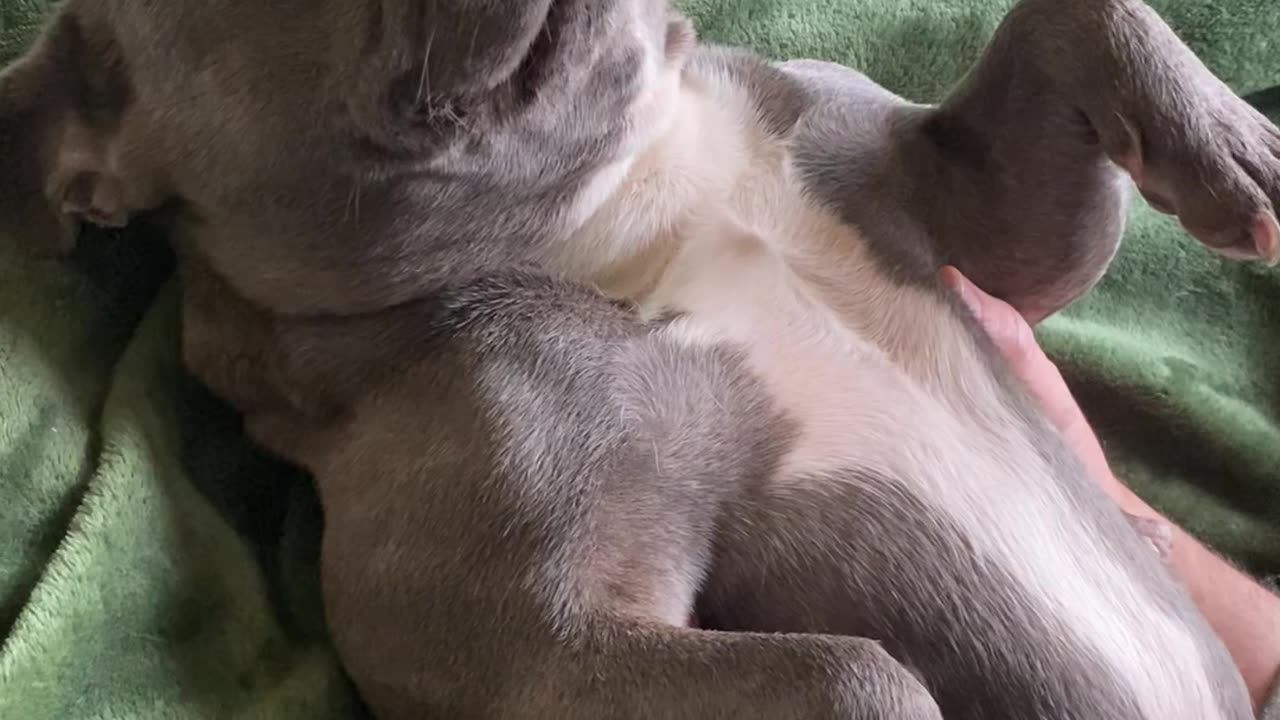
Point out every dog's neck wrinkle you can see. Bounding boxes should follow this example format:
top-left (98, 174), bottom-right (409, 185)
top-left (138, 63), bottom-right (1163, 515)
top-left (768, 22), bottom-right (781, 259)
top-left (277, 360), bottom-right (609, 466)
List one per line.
top-left (563, 79), bottom-right (748, 303)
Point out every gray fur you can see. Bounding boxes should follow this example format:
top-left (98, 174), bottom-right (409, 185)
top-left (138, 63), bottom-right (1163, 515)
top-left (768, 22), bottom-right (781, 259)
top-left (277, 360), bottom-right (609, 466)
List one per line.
top-left (179, 261), bottom-right (940, 720)
top-left (786, 0), bottom-right (1280, 320)
top-left (2, 0), bottom-right (1278, 718)
top-left (701, 471), bottom-right (1147, 718)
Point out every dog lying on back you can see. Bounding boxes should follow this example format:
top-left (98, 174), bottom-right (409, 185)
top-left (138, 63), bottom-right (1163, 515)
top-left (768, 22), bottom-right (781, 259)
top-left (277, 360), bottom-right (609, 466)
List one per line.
top-left (4, 1), bottom-right (1280, 718)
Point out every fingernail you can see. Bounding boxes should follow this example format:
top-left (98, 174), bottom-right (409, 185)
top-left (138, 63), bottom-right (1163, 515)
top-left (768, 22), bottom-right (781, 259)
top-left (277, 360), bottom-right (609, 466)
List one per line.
top-left (941, 267), bottom-right (979, 314)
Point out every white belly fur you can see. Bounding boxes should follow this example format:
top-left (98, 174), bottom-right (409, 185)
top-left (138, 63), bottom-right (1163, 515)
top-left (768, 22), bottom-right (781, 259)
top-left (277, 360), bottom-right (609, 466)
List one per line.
top-left (556, 73), bottom-right (1220, 719)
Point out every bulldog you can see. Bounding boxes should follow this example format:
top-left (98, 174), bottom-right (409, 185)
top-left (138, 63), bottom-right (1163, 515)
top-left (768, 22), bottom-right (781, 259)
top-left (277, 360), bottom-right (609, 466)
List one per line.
top-left (2, 1), bottom-right (1278, 717)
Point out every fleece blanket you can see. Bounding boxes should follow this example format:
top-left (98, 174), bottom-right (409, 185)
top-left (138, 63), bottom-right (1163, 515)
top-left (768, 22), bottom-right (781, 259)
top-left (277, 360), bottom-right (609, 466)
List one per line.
top-left (1, 1), bottom-right (1278, 717)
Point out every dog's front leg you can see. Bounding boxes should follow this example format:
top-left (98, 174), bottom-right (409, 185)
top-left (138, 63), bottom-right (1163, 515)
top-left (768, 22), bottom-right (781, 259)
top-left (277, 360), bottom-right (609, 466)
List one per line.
top-left (785, 0), bottom-right (1280, 323)
top-left (925, 0), bottom-right (1280, 318)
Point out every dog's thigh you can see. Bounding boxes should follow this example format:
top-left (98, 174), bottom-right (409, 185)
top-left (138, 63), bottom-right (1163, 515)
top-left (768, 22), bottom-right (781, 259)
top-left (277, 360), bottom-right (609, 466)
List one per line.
top-left (286, 275), bottom-right (940, 720)
top-left (697, 473), bottom-right (1179, 720)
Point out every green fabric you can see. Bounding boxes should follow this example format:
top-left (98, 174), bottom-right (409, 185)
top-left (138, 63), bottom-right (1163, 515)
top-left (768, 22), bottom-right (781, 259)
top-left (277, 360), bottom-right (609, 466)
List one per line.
top-left (1, 1), bottom-right (1278, 718)
top-left (1266, 680), bottom-right (1280, 720)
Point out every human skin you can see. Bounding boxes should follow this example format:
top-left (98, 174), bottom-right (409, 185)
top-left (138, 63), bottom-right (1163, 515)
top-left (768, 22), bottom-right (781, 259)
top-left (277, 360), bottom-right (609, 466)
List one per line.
top-left (940, 266), bottom-right (1280, 713)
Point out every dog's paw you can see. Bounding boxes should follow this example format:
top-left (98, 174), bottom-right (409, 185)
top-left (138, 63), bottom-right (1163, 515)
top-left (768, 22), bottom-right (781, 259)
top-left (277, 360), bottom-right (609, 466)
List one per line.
top-left (1108, 93), bottom-right (1280, 265)
top-left (1087, 6), bottom-right (1280, 265)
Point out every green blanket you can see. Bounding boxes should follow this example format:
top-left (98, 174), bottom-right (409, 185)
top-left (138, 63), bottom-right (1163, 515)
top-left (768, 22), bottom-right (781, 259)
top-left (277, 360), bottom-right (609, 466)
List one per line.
top-left (1, 1), bottom-right (1278, 717)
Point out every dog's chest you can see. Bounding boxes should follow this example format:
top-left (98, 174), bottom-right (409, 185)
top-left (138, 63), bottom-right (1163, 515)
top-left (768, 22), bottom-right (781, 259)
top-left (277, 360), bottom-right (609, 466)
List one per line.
top-left (558, 81), bottom-right (1222, 719)
top-left (637, 164), bottom-right (922, 475)
top-left (563, 84), bottom-right (987, 480)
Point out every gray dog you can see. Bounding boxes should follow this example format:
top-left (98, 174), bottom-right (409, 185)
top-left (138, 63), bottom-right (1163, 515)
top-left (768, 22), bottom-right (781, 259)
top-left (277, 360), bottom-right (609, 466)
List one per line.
top-left (3, 0), bottom-right (1279, 718)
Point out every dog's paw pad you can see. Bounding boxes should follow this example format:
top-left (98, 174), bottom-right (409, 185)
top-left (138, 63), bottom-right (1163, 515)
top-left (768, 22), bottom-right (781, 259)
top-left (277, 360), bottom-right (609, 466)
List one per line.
top-left (1251, 213), bottom-right (1280, 266)
top-left (1192, 211), bottom-right (1280, 265)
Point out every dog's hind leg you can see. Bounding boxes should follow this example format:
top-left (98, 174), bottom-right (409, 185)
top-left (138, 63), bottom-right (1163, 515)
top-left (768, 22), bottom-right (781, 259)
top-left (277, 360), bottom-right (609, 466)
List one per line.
top-left (226, 274), bottom-right (942, 720)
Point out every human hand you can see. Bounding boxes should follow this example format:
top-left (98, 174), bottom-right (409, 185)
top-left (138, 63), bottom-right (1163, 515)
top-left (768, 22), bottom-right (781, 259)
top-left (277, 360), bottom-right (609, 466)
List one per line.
top-left (937, 266), bottom-right (1135, 508)
top-left (939, 266), bottom-right (1280, 710)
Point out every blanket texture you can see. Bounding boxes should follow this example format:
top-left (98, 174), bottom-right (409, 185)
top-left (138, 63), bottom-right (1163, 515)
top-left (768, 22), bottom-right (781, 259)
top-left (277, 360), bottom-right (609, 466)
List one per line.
top-left (1, 1), bottom-right (1278, 717)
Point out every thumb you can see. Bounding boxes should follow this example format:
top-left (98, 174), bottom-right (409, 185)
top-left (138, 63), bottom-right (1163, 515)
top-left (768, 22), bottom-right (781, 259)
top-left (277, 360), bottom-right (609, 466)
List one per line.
top-left (939, 266), bottom-right (1039, 369)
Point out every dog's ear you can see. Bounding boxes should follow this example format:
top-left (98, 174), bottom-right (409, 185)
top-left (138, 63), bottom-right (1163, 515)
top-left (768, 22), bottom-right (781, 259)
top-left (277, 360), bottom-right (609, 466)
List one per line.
top-left (0, 11), bottom-right (164, 255)
top-left (0, 34), bottom-right (70, 254)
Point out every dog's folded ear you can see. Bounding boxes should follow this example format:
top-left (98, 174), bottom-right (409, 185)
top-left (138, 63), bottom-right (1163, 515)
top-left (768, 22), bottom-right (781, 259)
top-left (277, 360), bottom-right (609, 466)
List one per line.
top-left (0, 37), bottom-right (70, 254)
top-left (0, 10), bottom-right (164, 256)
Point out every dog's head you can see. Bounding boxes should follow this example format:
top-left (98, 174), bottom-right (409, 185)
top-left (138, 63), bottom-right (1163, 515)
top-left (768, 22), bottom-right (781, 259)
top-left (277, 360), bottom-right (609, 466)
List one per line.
top-left (0, 0), bottom-right (695, 311)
